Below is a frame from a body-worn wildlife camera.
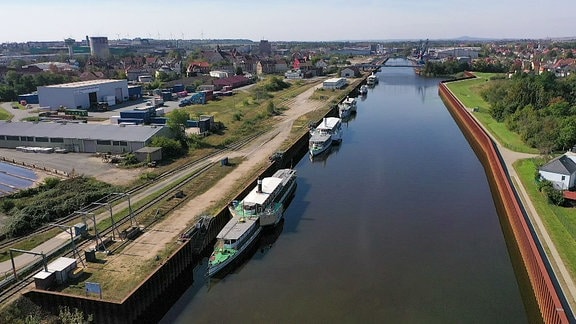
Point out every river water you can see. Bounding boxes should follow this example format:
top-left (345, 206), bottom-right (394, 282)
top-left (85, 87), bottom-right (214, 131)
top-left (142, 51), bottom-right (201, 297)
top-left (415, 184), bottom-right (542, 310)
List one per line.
top-left (161, 59), bottom-right (528, 323)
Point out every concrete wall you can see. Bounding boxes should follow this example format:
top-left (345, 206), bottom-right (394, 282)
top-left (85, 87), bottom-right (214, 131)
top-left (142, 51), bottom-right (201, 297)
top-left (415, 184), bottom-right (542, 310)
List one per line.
top-left (439, 79), bottom-right (570, 323)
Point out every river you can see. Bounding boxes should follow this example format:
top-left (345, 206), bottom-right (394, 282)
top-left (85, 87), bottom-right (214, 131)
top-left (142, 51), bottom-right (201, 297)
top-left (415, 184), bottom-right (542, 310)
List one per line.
top-left (160, 58), bottom-right (528, 323)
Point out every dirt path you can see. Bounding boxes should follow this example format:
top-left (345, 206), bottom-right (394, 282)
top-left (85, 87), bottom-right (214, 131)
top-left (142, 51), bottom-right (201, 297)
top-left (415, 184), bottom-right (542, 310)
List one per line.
top-left (100, 81), bottom-right (328, 282)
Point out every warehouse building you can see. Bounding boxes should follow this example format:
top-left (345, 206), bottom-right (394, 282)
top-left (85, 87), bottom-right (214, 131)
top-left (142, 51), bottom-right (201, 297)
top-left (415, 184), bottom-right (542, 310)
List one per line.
top-left (322, 77), bottom-right (347, 90)
top-left (0, 121), bottom-right (168, 154)
top-left (37, 79), bottom-right (129, 110)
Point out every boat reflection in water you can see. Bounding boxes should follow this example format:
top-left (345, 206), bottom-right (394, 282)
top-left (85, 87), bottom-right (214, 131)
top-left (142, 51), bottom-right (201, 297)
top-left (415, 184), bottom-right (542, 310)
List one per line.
top-left (309, 144), bottom-right (340, 165)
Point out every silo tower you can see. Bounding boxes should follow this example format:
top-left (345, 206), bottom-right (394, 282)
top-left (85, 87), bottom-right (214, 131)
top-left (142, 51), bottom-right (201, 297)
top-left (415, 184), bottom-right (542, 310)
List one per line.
top-left (88, 36), bottom-right (110, 58)
top-left (64, 38), bottom-right (75, 57)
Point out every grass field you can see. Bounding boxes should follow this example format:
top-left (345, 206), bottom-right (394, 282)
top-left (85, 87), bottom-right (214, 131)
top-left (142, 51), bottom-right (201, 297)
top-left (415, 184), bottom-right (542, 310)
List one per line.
top-left (0, 107), bottom-right (12, 120)
top-left (514, 159), bottom-right (576, 279)
top-left (446, 73), bottom-right (538, 154)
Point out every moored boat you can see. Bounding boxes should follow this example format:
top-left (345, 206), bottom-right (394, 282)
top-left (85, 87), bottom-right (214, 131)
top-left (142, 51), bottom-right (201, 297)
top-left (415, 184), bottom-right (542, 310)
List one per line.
top-left (341, 96), bottom-right (357, 112)
top-left (359, 85), bottom-right (368, 95)
top-left (309, 132), bottom-right (332, 157)
top-left (367, 73), bottom-right (379, 86)
top-left (229, 169), bottom-right (297, 227)
top-left (338, 102), bottom-right (352, 120)
top-left (310, 117), bottom-right (343, 143)
top-left (208, 216), bottom-right (261, 277)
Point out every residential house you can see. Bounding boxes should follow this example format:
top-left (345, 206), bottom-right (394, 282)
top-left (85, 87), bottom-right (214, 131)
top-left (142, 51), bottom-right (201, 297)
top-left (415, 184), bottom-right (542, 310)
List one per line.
top-left (274, 59), bottom-right (289, 74)
top-left (186, 62), bottom-right (210, 76)
top-left (232, 55), bottom-right (258, 74)
top-left (256, 59), bottom-right (276, 75)
top-left (539, 151), bottom-right (576, 190)
top-left (125, 67), bottom-right (151, 82)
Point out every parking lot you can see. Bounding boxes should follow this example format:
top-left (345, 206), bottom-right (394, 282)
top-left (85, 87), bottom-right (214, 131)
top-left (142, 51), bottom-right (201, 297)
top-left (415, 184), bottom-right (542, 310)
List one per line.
top-left (0, 148), bottom-right (142, 186)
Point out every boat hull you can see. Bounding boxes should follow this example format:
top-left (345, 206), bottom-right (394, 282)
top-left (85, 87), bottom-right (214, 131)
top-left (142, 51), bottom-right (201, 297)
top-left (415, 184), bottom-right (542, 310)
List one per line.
top-left (208, 225), bottom-right (262, 277)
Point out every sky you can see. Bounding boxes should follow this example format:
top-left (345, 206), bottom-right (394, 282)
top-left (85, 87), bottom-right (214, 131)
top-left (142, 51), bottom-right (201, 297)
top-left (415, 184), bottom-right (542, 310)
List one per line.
top-left (2, 0), bottom-right (575, 43)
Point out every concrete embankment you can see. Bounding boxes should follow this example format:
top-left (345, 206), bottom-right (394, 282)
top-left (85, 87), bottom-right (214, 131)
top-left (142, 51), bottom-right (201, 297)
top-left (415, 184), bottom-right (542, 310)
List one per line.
top-left (439, 80), bottom-right (571, 323)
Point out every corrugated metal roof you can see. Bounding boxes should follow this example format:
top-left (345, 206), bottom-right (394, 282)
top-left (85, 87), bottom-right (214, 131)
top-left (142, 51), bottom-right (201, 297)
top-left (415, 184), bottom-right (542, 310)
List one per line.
top-left (0, 121), bottom-right (165, 142)
top-left (539, 155), bottom-right (576, 175)
top-left (41, 79), bottom-right (125, 88)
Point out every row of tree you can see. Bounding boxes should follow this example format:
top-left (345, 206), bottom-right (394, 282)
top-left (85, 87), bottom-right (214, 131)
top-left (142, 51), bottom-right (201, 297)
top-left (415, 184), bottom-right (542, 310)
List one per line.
top-left (481, 72), bottom-right (576, 153)
top-left (0, 71), bottom-right (77, 102)
top-left (421, 58), bottom-right (510, 77)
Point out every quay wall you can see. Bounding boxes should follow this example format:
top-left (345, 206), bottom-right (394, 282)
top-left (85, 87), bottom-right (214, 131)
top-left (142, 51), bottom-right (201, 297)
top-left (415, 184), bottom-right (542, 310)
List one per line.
top-left (438, 80), bottom-right (570, 323)
top-left (23, 118), bottom-right (314, 323)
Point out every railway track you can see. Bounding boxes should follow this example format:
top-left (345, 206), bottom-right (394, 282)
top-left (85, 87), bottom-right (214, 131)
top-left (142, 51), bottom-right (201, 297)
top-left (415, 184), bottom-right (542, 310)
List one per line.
top-left (0, 129), bottom-right (268, 301)
top-left (0, 130), bottom-right (264, 253)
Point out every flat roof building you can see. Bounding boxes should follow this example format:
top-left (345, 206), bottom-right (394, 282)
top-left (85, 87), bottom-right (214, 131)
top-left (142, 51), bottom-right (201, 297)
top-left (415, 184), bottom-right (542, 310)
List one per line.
top-left (38, 79), bottom-right (129, 111)
top-left (322, 77), bottom-right (347, 90)
top-left (0, 121), bottom-right (168, 153)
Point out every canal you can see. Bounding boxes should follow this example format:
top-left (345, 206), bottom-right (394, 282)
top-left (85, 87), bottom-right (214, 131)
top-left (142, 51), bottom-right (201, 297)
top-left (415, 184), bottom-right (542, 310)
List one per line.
top-left (161, 58), bottom-right (528, 323)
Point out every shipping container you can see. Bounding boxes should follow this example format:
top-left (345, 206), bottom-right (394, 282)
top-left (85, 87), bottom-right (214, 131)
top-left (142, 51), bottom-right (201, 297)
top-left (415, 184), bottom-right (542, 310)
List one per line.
top-left (128, 85), bottom-right (142, 100)
top-left (190, 92), bottom-right (206, 104)
top-left (150, 117), bottom-right (168, 125)
top-left (172, 84), bottom-right (185, 93)
top-left (117, 118), bottom-right (144, 125)
top-left (161, 91), bottom-right (173, 101)
top-left (18, 93), bottom-right (39, 104)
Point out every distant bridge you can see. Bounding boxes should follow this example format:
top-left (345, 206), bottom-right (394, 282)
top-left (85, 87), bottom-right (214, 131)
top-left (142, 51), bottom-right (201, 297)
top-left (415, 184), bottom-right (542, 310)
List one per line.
top-left (380, 64), bottom-right (423, 68)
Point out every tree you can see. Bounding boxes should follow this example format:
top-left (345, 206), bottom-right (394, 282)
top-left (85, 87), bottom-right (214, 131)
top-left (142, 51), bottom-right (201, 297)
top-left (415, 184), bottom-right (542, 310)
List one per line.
top-left (150, 136), bottom-right (184, 159)
top-left (167, 109), bottom-right (190, 142)
top-left (235, 66), bottom-right (243, 75)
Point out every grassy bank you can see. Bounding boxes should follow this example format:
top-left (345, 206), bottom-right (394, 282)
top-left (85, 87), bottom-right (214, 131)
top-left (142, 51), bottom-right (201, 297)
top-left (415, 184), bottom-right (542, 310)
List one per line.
top-left (0, 107), bottom-right (12, 120)
top-left (514, 159), bottom-right (576, 278)
top-left (445, 73), bottom-right (538, 154)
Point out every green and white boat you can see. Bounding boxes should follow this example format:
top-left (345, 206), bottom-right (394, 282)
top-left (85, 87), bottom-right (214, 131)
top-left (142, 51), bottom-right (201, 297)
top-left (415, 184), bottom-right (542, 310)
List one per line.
top-left (208, 216), bottom-right (261, 277)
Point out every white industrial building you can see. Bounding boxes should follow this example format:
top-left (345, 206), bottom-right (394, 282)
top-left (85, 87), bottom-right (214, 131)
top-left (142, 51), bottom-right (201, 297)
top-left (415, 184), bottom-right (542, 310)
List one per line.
top-left (0, 121), bottom-right (168, 154)
top-left (37, 79), bottom-right (129, 110)
top-left (322, 78), bottom-right (347, 90)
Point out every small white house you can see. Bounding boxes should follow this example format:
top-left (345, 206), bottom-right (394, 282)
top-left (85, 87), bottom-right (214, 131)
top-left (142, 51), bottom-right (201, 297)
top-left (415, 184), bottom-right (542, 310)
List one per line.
top-left (323, 77), bottom-right (347, 90)
top-left (539, 152), bottom-right (576, 190)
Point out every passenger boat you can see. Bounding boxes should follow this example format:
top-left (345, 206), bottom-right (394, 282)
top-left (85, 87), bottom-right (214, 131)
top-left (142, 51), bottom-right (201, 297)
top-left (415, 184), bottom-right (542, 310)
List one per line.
top-left (207, 216), bottom-right (261, 277)
top-left (359, 85), bottom-right (368, 95)
top-left (338, 102), bottom-right (352, 120)
top-left (366, 73), bottom-right (379, 86)
top-left (310, 117), bottom-right (343, 143)
top-left (228, 168), bottom-right (297, 227)
top-left (341, 96), bottom-right (357, 113)
top-left (309, 132), bottom-right (332, 157)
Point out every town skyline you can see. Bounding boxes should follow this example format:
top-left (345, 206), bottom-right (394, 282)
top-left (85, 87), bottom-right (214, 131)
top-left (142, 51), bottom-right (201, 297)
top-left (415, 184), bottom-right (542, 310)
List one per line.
top-left (2, 0), bottom-right (575, 43)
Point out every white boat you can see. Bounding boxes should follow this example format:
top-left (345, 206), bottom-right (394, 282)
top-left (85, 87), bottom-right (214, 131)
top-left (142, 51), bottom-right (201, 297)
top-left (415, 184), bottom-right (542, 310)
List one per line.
top-left (367, 73), bottom-right (379, 86)
top-left (310, 117), bottom-right (343, 143)
top-left (228, 168), bottom-right (297, 227)
top-left (359, 85), bottom-right (368, 95)
top-left (309, 132), bottom-right (332, 157)
top-left (341, 96), bottom-right (357, 112)
top-left (338, 102), bottom-right (351, 120)
top-left (207, 216), bottom-right (261, 277)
